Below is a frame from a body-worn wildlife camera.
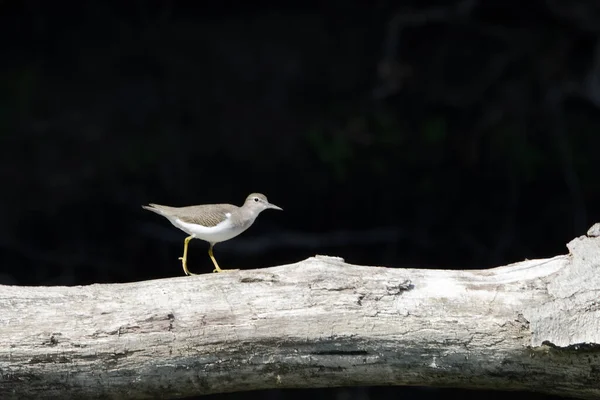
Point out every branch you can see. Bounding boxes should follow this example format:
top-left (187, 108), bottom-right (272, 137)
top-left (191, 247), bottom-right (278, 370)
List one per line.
top-left (1, 224), bottom-right (600, 399)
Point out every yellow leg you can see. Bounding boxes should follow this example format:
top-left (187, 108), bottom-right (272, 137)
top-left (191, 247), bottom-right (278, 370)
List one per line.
top-left (208, 243), bottom-right (223, 273)
top-left (208, 244), bottom-right (239, 273)
top-left (178, 236), bottom-right (197, 276)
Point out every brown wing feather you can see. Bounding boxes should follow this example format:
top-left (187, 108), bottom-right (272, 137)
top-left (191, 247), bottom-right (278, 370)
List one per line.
top-left (173, 204), bottom-right (237, 227)
top-left (143, 203), bottom-right (237, 227)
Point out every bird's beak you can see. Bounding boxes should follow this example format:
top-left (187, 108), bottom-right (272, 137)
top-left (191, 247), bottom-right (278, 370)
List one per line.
top-left (267, 203), bottom-right (283, 211)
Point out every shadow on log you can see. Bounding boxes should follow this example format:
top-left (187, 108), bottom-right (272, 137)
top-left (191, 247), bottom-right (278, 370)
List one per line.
top-left (1, 224), bottom-right (599, 399)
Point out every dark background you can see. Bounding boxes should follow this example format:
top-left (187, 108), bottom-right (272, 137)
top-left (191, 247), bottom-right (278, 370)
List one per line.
top-left (1, 0), bottom-right (598, 399)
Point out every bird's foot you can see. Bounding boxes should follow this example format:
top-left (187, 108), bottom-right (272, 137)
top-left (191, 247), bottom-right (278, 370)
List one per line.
top-left (178, 257), bottom-right (197, 276)
top-left (213, 268), bottom-right (240, 273)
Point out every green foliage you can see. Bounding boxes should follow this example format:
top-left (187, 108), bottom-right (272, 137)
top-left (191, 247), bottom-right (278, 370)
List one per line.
top-left (486, 124), bottom-right (546, 182)
top-left (0, 66), bottom-right (39, 132)
top-left (421, 116), bottom-right (447, 144)
top-left (305, 110), bottom-right (452, 182)
top-left (306, 124), bottom-right (355, 181)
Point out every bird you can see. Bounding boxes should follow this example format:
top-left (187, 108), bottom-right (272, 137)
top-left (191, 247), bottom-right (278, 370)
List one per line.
top-left (142, 193), bottom-right (282, 275)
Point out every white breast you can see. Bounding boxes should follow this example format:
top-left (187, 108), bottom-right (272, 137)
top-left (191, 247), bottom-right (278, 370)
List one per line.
top-left (171, 215), bottom-right (250, 243)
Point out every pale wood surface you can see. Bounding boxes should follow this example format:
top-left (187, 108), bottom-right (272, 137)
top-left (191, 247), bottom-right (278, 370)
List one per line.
top-left (1, 224), bottom-right (599, 399)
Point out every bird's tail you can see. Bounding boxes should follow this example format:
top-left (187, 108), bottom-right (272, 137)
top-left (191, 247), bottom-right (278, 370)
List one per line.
top-left (142, 203), bottom-right (175, 216)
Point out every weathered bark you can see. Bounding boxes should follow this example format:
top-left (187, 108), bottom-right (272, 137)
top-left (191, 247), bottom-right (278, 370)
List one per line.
top-left (1, 225), bottom-right (599, 400)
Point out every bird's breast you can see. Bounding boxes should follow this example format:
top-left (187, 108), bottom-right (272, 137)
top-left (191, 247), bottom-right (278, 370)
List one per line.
top-left (173, 218), bottom-right (249, 243)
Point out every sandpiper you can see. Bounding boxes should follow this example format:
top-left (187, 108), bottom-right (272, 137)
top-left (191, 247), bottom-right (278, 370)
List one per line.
top-left (143, 193), bottom-right (282, 275)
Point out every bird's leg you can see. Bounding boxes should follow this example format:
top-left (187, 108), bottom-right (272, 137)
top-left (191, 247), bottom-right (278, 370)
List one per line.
top-left (208, 244), bottom-right (239, 273)
top-left (208, 243), bottom-right (223, 273)
top-left (178, 236), bottom-right (197, 276)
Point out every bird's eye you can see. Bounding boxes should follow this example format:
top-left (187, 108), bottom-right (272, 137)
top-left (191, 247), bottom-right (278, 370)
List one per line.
top-left (254, 197), bottom-right (259, 202)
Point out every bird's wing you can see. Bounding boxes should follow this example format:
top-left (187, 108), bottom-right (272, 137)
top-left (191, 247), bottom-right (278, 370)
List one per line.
top-left (175, 204), bottom-right (237, 227)
top-left (142, 203), bottom-right (177, 216)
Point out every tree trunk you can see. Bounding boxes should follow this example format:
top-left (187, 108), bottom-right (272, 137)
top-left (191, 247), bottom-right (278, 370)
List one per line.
top-left (1, 224), bottom-right (600, 399)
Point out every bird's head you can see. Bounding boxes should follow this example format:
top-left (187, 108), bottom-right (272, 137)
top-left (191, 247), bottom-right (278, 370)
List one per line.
top-left (244, 193), bottom-right (283, 213)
